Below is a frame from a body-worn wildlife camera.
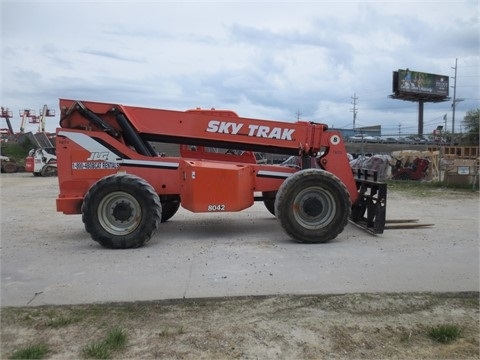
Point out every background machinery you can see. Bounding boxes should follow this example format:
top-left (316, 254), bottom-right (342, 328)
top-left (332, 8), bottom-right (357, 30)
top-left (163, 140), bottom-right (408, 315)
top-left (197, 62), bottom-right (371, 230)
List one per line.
top-left (1, 107), bottom-right (15, 135)
top-left (56, 99), bottom-right (387, 249)
top-left (391, 157), bottom-right (430, 181)
top-left (25, 147), bottom-right (57, 176)
top-left (37, 105), bottom-right (56, 133)
top-left (19, 109), bottom-right (36, 134)
top-left (0, 155), bottom-right (20, 173)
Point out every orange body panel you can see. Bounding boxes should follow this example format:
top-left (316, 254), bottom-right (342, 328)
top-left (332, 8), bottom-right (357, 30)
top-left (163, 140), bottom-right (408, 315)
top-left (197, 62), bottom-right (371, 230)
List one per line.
top-left (180, 160), bottom-right (254, 212)
top-left (56, 99), bottom-right (360, 215)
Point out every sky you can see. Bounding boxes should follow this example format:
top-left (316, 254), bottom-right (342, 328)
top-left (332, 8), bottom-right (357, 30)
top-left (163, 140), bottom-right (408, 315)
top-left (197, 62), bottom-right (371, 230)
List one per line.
top-left (1, 0), bottom-right (479, 137)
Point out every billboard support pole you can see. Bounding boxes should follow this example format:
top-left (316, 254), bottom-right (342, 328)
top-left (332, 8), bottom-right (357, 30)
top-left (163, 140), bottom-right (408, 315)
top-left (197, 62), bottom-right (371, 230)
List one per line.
top-left (418, 100), bottom-right (424, 136)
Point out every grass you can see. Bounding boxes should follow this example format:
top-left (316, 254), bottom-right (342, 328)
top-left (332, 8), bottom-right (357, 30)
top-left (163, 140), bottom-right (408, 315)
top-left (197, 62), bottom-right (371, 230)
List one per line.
top-left (81, 342), bottom-right (110, 359)
top-left (0, 141), bottom-right (33, 165)
top-left (9, 343), bottom-right (50, 359)
top-left (81, 326), bottom-right (128, 359)
top-left (428, 324), bottom-right (462, 343)
top-left (104, 327), bottom-right (128, 349)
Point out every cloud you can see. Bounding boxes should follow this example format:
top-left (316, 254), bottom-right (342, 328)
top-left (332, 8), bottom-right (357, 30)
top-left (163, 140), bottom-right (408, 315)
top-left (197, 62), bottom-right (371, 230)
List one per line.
top-left (78, 49), bottom-right (145, 63)
top-left (1, 1), bottom-right (478, 135)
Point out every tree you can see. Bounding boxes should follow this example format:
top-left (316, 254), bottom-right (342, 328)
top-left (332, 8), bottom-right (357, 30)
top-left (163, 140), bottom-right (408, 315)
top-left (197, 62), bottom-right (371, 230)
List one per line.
top-left (461, 108), bottom-right (479, 145)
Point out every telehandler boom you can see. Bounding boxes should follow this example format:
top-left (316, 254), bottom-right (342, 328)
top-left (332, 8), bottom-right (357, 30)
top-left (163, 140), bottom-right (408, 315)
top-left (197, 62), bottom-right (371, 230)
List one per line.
top-left (56, 99), bottom-right (386, 248)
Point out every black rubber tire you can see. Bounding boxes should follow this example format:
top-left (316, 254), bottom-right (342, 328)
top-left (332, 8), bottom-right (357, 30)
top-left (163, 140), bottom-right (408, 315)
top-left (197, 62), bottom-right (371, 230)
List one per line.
top-left (275, 169), bottom-right (351, 243)
top-left (2, 162), bottom-right (17, 173)
top-left (41, 165), bottom-right (57, 177)
top-left (82, 174), bottom-right (162, 249)
top-left (262, 191), bottom-right (277, 216)
top-left (160, 200), bottom-right (180, 222)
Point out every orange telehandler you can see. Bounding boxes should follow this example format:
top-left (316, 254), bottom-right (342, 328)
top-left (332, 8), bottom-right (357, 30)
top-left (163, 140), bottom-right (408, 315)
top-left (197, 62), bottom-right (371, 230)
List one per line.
top-left (56, 99), bottom-right (386, 248)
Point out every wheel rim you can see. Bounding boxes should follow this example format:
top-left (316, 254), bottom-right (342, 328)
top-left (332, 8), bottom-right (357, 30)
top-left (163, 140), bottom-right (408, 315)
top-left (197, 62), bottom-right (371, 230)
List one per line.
top-left (98, 191), bottom-right (141, 235)
top-left (292, 186), bottom-right (336, 230)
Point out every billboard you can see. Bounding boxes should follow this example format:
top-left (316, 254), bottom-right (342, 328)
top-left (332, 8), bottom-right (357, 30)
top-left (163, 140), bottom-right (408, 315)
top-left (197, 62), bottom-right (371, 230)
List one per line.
top-left (393, 69), bottom-right (449, 97)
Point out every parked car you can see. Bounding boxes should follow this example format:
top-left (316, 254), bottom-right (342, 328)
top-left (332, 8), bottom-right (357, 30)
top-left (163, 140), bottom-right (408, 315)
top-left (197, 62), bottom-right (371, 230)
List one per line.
top-left (349, 135), bottom-right (365, 142)
top-left (397, 137), bottom-right (414, 143)
top-left (349, 134), bottom-right (380, 143)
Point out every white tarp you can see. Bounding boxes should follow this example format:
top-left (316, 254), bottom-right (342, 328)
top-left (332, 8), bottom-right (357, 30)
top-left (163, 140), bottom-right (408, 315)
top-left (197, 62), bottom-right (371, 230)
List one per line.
top-left (350, 154), bottom-right (391, 180)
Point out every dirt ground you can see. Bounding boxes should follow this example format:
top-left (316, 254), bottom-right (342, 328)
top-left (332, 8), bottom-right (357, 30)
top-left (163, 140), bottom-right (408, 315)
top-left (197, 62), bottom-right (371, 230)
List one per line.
top-left (1, 174), bottom-right (479, 359)
top-left (1, 293), bottom-right (479, 359)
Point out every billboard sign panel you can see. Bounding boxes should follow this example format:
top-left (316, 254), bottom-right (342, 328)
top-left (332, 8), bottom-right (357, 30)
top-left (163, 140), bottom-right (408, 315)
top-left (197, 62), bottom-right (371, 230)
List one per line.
top-left (396, 69), bottom-right (449, 97)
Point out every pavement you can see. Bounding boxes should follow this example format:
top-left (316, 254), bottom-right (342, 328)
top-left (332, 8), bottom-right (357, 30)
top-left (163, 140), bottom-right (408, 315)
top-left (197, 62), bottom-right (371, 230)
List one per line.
top-left (1, 173), bottom-right (478, 306)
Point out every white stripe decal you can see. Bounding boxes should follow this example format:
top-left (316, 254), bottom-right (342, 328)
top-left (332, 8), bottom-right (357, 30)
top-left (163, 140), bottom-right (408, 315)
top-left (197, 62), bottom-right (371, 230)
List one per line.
top-left (58, 131), bottom-right (120, 162)
top-left (257, 170), bottom-right (291, 178)
top-left (59, 131), bottom-right (179, 169)
top-left (122, 159), bottom-right (179, 168)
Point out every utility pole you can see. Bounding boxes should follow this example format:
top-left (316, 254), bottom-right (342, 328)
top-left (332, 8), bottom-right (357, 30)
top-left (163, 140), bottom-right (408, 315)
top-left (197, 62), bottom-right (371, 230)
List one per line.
top-left (350, 93), bottom-right (358, 131)
top-left (451, 58), bottom-right (457, 134)
top-left (295, 109), bottom-right (302, 121)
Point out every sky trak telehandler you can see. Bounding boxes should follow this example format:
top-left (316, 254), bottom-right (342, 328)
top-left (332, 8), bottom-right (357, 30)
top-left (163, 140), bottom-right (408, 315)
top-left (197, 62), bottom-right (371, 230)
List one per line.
top-left (56, 99), bottom-right (386, 249)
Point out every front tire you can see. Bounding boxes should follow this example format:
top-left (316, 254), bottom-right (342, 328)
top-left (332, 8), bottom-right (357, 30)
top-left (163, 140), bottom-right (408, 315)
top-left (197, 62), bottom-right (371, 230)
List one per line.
top-left (160, 200), bottom-right (180, 222)
top-left (82, 174), bottom-right (161, 249)
top-left (275, 169), bottom-right (350, 243)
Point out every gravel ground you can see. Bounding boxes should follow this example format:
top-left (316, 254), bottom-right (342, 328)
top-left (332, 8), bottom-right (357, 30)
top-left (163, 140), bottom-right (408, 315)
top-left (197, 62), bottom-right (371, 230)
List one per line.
top-left (1, 173), bottom-right (478, 306)
top-left (1, 173), bottom-right (479, 359)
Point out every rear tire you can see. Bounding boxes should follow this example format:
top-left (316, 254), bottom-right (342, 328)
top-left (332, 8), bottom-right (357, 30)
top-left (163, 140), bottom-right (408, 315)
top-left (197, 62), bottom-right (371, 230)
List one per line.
top-left (82, 174), bottom-right (161, 249)
top-left (262, 191), bottom-right (276, 216)
top-left (275, 169), bottom-right (350, 243)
